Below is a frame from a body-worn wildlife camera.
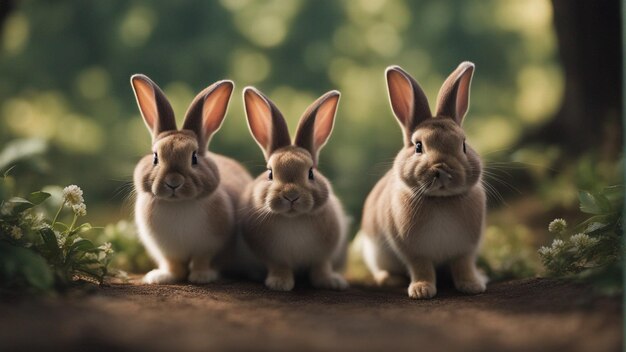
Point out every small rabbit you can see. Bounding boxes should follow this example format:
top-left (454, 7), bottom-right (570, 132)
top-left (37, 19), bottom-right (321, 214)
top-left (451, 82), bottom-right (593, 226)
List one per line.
top-left (239, 87), bottom-right (349, 291)
top-left (358, 62), bottom-right (487, 299)
top-left (130, 74), bottom-right (252, 284)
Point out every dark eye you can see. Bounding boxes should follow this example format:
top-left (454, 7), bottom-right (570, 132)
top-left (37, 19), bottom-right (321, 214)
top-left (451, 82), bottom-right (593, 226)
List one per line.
top-left (153, 152), bottom-right (158, 165)
top-left (192, 151), bottom-right (198, 165)
top-left (308, 168), bottom-right (314, 180)
top-left (463, 141), bottom-right (467, 154)
top-left (268, 169), bottom-right (273, 180)
top-left (415, 141), bottom-right (423, 154)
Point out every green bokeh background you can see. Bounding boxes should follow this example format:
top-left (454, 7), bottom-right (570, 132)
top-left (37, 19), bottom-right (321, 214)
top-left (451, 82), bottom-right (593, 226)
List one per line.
top-left (0, 0), bottom-right (562, 217)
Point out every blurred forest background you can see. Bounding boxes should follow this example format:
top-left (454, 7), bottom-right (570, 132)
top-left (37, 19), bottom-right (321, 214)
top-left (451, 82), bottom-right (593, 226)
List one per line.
top-left (0, 0), bottom-right (622, 279)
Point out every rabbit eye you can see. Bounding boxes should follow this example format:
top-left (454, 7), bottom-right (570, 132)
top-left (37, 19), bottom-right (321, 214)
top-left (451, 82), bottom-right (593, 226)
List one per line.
top-left (268, 169), bottom-right (273, 180)
top-left (308, 168), bottom-right (314, 180)
top-left (153, 152), bottom-right (158, 165)
top-left (192, 151), bottom-right (198, 165)
top-left (415, 141), bottom-right (423, 154)
top-left (463, 141), bottom-right (467, 154)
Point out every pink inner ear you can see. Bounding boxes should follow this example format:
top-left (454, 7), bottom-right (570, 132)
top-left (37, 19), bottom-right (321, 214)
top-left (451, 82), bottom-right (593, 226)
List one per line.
top-left (387, 70), bottom-right (414, 125)
top-left (313, 95), bottom-right (339, 148)
top-left (132, 78), bottom-right (158, 130)
top-left (202, 83), bottom-right (232, 136)
top-left (245, 90), bottom-right (271, 149)
top-left (455, 70), bottom-right (472, 122)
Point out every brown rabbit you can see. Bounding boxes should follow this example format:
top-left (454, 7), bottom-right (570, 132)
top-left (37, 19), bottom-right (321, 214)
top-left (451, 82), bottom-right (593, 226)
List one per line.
top-left (239, 87), bottom-right (349, 291)
top-left (358, 62), bottom-right (487, 299)
top-left (131, 75), bottom-right (252, 284)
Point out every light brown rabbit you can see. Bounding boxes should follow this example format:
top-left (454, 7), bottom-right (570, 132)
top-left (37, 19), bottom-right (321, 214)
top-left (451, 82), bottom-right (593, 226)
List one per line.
top-left (239, 87), bottom-right (349, 291)
top-left (131, 74), bottom-right (252, 284)
top-left (358, 62), bottom-right (487, 299)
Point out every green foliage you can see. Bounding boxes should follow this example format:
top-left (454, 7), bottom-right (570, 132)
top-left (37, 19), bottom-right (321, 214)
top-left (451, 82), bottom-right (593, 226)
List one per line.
top-left (538, 186), bottom-right (623, 294)
top-left (97, 220), bottom-right (151, 274)
top-left (480, 224), bottom-right (540, 281)
top-left (0, 173), bottom-right (114, 293)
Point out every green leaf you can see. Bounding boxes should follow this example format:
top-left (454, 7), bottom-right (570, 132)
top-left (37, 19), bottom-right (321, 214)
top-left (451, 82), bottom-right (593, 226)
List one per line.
top-left (28, 191), bottom-right (51, 205)
top-left (70, 238), bottom-right (96, 254)
top-left (579, 191), bottom-right (603, 214)
top-left (7, 197), bottom-right (35, 213)
top-left (0, 242), bottom-right (53, 291)
top-left (39, 227), bottom-right (62, 263)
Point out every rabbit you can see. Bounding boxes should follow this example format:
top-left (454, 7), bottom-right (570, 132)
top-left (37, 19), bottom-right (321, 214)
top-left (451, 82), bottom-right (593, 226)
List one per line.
top-left (130, 74), bottom-right (252, 285)
top-left (239, 86), bottom-right (349, 291)
top-left (358, 62), bottom-right (487, 299)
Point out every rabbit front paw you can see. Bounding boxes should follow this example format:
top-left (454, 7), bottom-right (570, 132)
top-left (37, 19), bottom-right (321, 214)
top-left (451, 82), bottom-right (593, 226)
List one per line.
top-left (408, 281), bottom-right (437, 299)
top-left (188, 269), bottom-right (219, 284)
top-left (265, 274), bottom-right (295, 291)
top-left (455, 279), bottom-right (486, 294)
top-left (312, 272), bottom-right (349, 291)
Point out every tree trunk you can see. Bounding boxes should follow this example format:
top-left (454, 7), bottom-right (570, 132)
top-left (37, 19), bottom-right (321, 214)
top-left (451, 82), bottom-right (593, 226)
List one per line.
top-left (523, 0), bottom-right (622, 158)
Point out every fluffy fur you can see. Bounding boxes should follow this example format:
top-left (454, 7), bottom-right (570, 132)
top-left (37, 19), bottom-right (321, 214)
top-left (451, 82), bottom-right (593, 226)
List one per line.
top-left (359, 62), bottom-right (487, 299)
top-left (131, 74), bottom-right (252, 284)
top-left (239, 87), bottom-right (349, 291)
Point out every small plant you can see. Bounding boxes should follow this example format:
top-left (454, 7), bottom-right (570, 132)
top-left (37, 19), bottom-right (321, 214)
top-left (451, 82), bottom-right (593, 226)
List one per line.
top-left (479, 224), bottom-right (540, 281)
top-left (538, 186), bottom-right (623, 293)
top-left (97, 220), bottom-right (151, 274)
top-left (0, 174), bottom-right (114, 293)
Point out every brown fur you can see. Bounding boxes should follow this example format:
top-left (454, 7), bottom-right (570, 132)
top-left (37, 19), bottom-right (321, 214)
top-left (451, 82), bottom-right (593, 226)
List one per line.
top-left (239, 87), bottom-right (349, 291)
top-left (130, 74), bottom-right (252, 284)
top-left (359, 62), bottom-right (487, 299)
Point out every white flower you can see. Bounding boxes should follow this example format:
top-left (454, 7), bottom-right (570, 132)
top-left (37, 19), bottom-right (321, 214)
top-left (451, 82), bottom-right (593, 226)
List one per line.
top-left (570, 233), bottom-right (599, 249)
top-left (99, 242), bottom-right (113, 255)
top-left (548, 218), bottom-right (567, 233)
top-left (10, 226), bottom-right (22, 240)
top-left (550, 239), bottom-right (566, 254)
top-left (538, 246), bottom-right (553, 257)
top-left (72, 203), bottom-right (87, 217)
top-left (62, 185), bottom-right (84, 206)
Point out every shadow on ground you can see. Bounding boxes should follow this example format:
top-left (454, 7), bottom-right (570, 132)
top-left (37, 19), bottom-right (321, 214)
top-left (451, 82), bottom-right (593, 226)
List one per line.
top-left (0, 278), bottom-right (621, 351)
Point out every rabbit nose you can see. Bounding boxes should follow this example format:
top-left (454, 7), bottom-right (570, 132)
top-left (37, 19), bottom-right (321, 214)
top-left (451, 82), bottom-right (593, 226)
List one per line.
top-left (164, 174), bottom-right (184, 190)
top-left (283, 190), bottom-right (300, 203)
top-left (434, 169), bottom-right (452, 180)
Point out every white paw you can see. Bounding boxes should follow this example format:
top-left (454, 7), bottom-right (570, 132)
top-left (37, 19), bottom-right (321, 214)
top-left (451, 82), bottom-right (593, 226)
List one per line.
top-left (188, 269), bottom-right (219, 284)
top-left (374, 271), bottom-right (408, 287)
top-left (455, 279), bottom-right (486, 294)
top-left (142, 269), bottom-right (181, 284)
top-left (312, 273), bottom-right (349, 291)
top-left (265, 275), bottom-right (295, 291)
top-left (408, 281), bottom-right (437, 299)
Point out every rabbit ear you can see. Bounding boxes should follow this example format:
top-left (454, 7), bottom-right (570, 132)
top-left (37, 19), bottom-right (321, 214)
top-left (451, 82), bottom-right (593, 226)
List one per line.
top-left (182, 80), bottom-right (234, 154)
top-left (294, 91), bottom-right (340, 166)
top-left (130, 74), bottom-right (177, 139)
top-left (243, 87), bottom-right (291, 160)
top-left (435, 61), bottom-right (475, 125)
top-left (386, 66), bottom-right (432, 146)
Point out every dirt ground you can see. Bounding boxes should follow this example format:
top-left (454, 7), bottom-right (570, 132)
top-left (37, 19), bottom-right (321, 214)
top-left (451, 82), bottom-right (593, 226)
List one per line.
top-left (0, 278), bottom-right (621, 352)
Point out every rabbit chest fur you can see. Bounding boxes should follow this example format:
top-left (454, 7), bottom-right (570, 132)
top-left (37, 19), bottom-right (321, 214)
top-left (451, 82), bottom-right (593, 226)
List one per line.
top-left (135, 189), bottom-right (234, 262)
top-left (387, 183), bottom-right (485, 264)
top-left (243, 196), bottom-right (346, 269)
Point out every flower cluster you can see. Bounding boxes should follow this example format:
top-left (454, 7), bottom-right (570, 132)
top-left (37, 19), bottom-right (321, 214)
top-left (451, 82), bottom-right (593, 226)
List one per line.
top-left (539, 217), bottom-right (611, 277)
top-left (1, 182), bottom-right (114, 292)
top-left (63, 185), bottom-right (87, 217)
top-left (548, 218), bottom-right (567, 234)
